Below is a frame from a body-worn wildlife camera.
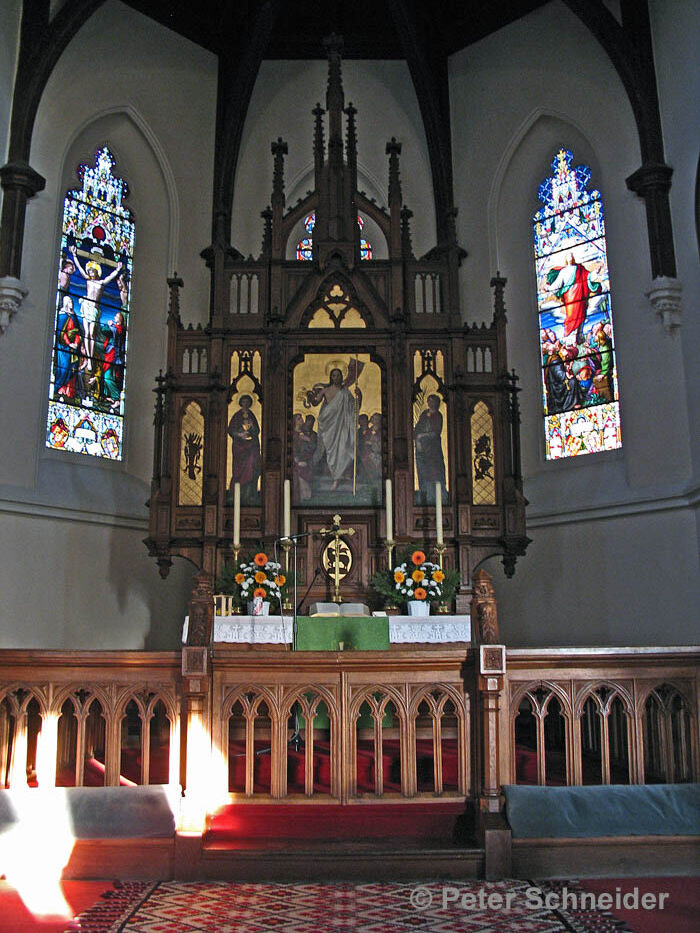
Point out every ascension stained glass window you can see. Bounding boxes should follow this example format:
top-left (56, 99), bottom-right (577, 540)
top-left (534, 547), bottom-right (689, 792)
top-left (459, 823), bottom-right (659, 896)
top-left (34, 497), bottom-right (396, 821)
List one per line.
top-left (534, 148), bottom-right (621, 460)
top-left (296, 212), bottom-right (372, 260)
top-left (46, 147), bottom-right (134, 460)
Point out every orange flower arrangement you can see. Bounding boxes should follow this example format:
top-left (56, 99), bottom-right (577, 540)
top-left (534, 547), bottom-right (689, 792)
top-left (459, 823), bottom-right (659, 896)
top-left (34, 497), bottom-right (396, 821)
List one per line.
top-left (412, 569), bottom-right (425, 582)
top-left (411, 550), bottom-right (426, 565)
top-left (413, 587), bottom-right (427, 600)
top-left (219, 553), bottom-right (287, 610)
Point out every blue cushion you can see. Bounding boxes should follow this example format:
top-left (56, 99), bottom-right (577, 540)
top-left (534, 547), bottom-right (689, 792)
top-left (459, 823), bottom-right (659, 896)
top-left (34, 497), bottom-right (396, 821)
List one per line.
top-left (503, 783), bottom-right (700, 839)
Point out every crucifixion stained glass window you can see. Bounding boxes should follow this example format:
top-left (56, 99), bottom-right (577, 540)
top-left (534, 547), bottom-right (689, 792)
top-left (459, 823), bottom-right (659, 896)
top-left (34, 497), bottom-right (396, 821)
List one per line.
top-left (296, 212), bottom-right (372, 261)
top-left (46, 147), bottom-right (135, 460)
top-left (534, 148), bottom-right (621, 460)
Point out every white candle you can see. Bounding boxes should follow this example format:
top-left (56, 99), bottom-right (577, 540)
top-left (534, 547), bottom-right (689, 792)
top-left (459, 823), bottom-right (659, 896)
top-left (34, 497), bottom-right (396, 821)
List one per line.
top-left (385, 478), bottom-right (393, 540)
top-left (283, 479), bottom-right (291, 538)
top-left (233, 482), bottom-right (241, 546)
top-left (435, 482), bottom-right (443, 544)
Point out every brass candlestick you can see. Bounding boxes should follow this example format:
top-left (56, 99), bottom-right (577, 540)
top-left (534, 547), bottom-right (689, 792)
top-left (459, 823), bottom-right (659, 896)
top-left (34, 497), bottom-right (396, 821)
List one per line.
top-left (281, 539), bottom-right (293, 611)
top-left (384, 539), bottom-right (399, 612)
top-left (434, 543), bottom-right (450, 614)
top-left (231, 543), bottom-right (243, 612)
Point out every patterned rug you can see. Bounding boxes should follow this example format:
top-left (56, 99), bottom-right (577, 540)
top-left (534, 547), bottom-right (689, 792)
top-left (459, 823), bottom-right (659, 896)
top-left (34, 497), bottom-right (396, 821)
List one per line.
top-left (66, 879), bottom-right (634, 932)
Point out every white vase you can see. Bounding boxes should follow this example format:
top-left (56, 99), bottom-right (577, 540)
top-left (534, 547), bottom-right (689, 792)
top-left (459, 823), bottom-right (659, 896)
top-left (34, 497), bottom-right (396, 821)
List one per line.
top-left (247, 598), bottom-right (270, 616)
top-left (407, 600), bottom-right (430, 617)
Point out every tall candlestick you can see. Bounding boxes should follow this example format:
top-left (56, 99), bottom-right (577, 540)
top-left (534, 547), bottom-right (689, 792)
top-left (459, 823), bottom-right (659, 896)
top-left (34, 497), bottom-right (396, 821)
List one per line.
top-left (233, 482), bottom-right (241, 547)
top-left (385, 478), bottom-right (393, 541)
top-left (435, 481), bottom-right (443, 545)
top-left (283, 479), bottom-right (291, 539)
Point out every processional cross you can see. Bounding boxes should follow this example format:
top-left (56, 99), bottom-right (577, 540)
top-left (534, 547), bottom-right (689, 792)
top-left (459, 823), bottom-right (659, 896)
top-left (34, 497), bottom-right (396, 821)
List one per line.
top-left (319, 514), bottom-right (355, 604)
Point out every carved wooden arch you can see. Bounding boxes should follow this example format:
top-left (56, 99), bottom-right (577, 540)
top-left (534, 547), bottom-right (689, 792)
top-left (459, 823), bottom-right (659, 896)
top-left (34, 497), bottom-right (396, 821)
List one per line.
top-left (280, 683), bottom-right (339, 722)
top-left (279, 684), bottom-right (341, 797)
top-left (299, 274), bottom-right (375, 330)
top-left (510, 680), bottom-right (572, 721)
top-left (226, 354), bottom-right (263, 405)
top-left (636, 680), bottom-right (697, 784)
top-left (0, 684), bottom-right (49, 718)
top-left (51, 684), bottom-right (111, 719)
top-left (408, 683), bottom-right (466, 720)
top-left (349, 684), bottom-right (407, 723)
top-left (286, 262), bottom-right (389, 330)
top-left (223, 684), bottom-right (278, 720)
top-left (510, 680), bottom-right (573, 786)
top-left (409, 683), bottom-right (469, 796)
top-left (637, 680), bottom-right (696, 715)
top-left (574, 681), bottom-right (634, 719)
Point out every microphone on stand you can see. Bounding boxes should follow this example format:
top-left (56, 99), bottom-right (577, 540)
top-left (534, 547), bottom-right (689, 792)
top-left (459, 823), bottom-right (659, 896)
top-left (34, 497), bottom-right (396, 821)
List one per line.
top-left (298, 566), bottom-right (322, 614)
top-left (278, 532), bottom-right (312, 543)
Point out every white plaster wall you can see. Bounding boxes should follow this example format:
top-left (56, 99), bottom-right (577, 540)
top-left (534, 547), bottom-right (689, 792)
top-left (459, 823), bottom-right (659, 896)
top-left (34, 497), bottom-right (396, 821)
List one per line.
top-left (650, 0), bottom-right (700, 505)
top-left (483, 505), bottom-right (699, 647)
top-left (0, 511), bottom-right (194, 649)
top-left (449, 0), bottom-right (698, 644)
top-left (232, 59), bottom-right (436, 259)
top-left (0, 1), bottom-right (216, 648)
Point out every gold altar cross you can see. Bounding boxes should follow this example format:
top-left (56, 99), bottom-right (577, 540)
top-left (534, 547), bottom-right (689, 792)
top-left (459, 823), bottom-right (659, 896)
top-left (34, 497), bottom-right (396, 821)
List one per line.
top-left (319, 513), bottom-right (355, 604)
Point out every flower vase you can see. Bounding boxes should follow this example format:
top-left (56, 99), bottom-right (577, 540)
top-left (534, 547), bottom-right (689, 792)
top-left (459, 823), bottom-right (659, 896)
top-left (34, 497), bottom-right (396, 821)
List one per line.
top-left (248, 597), bottom-right (270, 616)
top-left (407, 600), bottom-right (430, 617)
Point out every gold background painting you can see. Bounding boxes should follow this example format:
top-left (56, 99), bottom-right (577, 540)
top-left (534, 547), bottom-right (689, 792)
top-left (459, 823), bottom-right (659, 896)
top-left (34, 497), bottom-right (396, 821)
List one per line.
top-left (412, 351), bottom-right (449, 496)
top-left (293, 353), bottom-right (381, 422)
top-left (226, 351), bottom-right (262, 495)
top-left (292, 352), bottom-right (382, 506)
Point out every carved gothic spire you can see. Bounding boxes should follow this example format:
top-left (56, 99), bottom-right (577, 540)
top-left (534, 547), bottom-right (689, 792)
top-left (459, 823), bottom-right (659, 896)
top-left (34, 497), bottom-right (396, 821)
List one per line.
top-left (313, 102), bottom-right (325, 187)
top-left (386, 137), bottom-right (402, 208)
top-left (401, 205), bottom-right (414, 260)
top-left (345, 102), bottom-right (358, 190)
top-left (324, 33), bottom-right (344, 145)
top-left (271, 137), bottom-right (288, 210)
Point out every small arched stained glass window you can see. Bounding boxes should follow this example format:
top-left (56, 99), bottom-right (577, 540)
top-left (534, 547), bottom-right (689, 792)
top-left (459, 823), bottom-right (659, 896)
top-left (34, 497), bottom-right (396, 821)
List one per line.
top-left (46, 147), bottom-right (134, 460)
top-left (534, 149), bottom-right (621, 460)
top-left (296, 212), bottom-right (372, 261)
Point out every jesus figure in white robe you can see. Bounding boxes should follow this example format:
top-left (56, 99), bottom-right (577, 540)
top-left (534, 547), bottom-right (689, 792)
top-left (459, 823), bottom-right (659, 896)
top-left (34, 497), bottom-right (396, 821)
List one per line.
top-left (311, 368), bottom-right (361, 489)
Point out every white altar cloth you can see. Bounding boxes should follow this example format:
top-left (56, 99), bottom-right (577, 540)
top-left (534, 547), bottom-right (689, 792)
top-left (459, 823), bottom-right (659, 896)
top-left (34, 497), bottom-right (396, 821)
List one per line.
top-left (183, 614), bottom-right (471, 645)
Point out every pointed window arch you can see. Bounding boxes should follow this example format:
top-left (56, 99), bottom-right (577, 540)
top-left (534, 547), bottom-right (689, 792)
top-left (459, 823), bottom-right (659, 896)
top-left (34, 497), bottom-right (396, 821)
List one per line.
top-left (534, 149), bottom-right (621, 460)
top-left (46, 147), bottom-right (135, 460)
top-left (296, 212), bottom-right (372, 261)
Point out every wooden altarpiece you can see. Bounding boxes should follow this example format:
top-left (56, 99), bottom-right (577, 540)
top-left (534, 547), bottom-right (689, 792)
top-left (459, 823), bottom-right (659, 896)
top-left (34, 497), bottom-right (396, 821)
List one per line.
top-left (145, 38), bottom-right (528, 610)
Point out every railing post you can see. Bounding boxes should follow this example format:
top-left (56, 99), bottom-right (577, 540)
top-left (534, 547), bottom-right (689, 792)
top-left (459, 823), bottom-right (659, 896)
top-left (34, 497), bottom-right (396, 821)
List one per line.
top-left (472, 569), bottom-right (511, 878)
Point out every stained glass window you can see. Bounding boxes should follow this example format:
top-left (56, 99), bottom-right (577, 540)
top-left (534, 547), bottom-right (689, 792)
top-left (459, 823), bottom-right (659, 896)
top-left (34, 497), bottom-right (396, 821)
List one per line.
top-left (46, 147), bottom-right (135, 460)
top-left (296, 212), bottom-right (372, 260)
top-left (534, 149), bottom-right (621, 460)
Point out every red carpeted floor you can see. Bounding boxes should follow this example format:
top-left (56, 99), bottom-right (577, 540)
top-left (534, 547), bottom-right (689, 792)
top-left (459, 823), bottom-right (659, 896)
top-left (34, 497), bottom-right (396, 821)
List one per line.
top-left (0, 880), bottom-right (114, 933)
top-left (580, 877), bottom-right (700, 933)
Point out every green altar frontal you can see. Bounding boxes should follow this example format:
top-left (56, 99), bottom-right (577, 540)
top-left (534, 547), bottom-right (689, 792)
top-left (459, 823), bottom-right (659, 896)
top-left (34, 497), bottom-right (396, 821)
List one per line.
top-left (296, 616), bottom-right (390, 651)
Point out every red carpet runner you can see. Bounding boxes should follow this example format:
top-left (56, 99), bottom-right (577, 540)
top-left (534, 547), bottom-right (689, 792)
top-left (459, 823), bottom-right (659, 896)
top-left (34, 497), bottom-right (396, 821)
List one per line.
top-left (60, 878), bottom-right (700, 932)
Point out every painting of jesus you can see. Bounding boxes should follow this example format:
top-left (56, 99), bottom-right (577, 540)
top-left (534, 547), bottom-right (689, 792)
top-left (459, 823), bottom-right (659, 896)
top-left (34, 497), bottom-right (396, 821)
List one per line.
top-left (292, 353), bottom-right (382, 506)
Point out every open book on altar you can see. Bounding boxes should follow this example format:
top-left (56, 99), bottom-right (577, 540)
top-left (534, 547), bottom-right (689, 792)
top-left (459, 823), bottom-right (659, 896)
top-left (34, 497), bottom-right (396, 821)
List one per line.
top-left (308, 602), bottom-right (370, 617)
